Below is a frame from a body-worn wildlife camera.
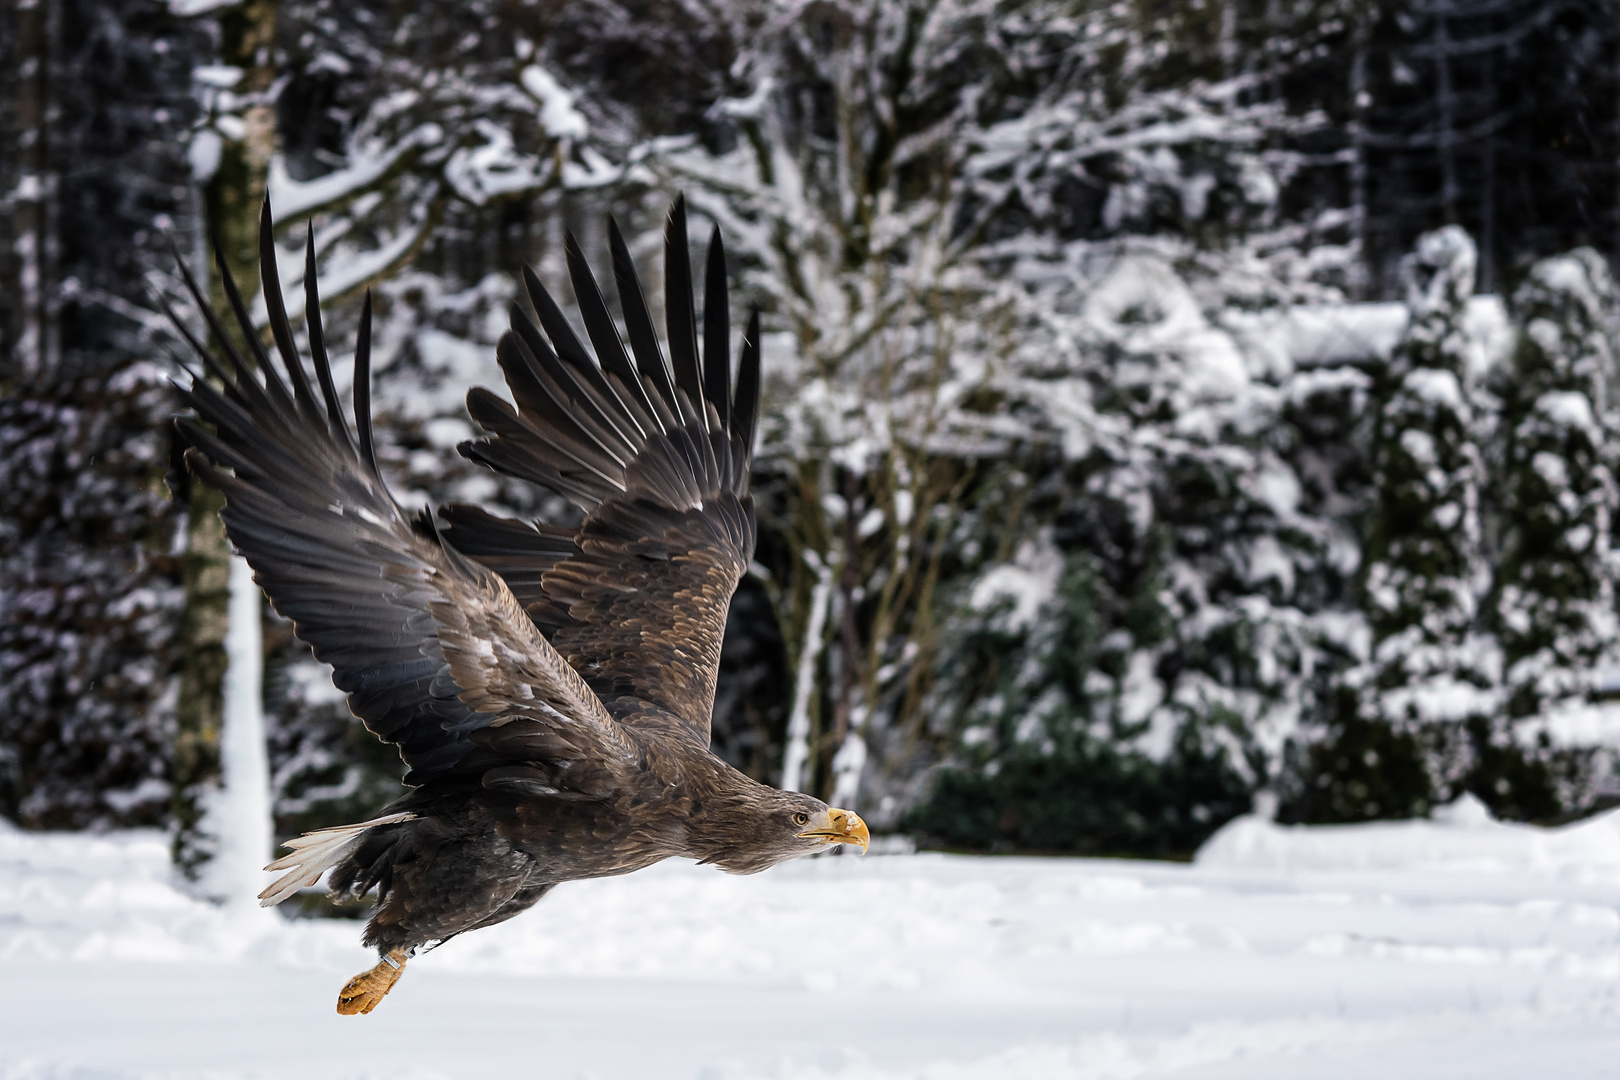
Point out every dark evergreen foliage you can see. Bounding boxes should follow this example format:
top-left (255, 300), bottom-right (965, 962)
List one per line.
top-left (911, 558), bottom-right (1258, 856)
top-left (910, 734), bottom-right (1256, 857)
top-left (0, 364), bottom-right (180, 828)
top-left (0, 0), bottom-right (197, 829)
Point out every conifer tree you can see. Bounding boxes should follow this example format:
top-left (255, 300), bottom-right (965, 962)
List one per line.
top-left (1321, 226), bottom-right (1496, 820)
top-left (1492, 250), bottom-right (1620, 771)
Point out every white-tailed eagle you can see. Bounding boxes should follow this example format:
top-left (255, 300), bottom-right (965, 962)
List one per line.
top-left (171, 197), bottom-right (867, 1014)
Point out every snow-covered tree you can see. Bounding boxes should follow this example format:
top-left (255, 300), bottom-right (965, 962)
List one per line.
top-left (1, 0), bottom-right (197, 830)
top-left (643, 0), bottom-right (1044, 820)
top-left (166, 0), bottom-right (282, 882)
top-left (1495, 252), bottom-right (1620, 703)
top-left (1315, 226), bottom-right (1496, 820)
top-left (643, 0), bottom-right (1358, 829)
top-left (1488, 249), bottom-right (1620, 806)
top-left (0, 366), bottom-right (181, 828)
top-left (919, 231), bottom-right (1382, 847)
top-left (912, 528), bottom-right (1267, 856)
top-left (253, 0), bottom-right (626, 305)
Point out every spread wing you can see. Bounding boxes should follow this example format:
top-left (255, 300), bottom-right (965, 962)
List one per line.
top-left (170, 201), bottom-right (636, 799)
top-left (442, 197), bottom-right (761, 745)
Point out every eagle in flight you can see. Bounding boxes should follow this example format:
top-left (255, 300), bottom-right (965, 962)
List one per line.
top-left (171, 196), bottom-right (868, 1015)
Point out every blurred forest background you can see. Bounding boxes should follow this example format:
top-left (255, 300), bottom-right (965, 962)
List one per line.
top-left (4, 0), bottom-right (1620, 873)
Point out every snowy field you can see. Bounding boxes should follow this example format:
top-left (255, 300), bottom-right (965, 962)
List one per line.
top-left (4, 799), bottom-right (1620, 1080)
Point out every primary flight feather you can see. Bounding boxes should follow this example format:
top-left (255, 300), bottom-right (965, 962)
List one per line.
top-left (172, 196), bottom-right (868, 1015)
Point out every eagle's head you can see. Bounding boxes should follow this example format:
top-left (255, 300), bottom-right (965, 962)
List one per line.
top-left (696, 786), bottom-right (870, 875)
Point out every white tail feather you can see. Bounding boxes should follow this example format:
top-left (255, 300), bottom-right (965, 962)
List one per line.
top-left (258, 812), bottom-right (417, 907)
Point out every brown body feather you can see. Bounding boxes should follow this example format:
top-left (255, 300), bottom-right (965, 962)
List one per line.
top-left (172, 198), bottom-right (862, 971)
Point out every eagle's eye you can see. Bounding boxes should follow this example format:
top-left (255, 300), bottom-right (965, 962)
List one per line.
top-left (792, 811), bottom-right (810, 827)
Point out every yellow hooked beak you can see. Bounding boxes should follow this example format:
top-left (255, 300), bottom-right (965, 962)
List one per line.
top-left (797, 808), bottom-right (870, 853)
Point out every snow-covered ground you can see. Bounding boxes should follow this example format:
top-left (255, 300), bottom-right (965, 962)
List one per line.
top-left (4, 799), bottom-right (1620, 1080)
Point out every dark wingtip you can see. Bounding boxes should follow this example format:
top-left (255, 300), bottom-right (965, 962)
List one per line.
top-left (303, 224), bottom-right (353, 450)
top-left (355, 289), bottom-right (378, 478)
top-left (563, 228), bottom-right (657, 434)
top-left (702, 223), bottom-right (730, 429)
top-left (259, 195), bottom-right (321, 417)
top-left (734, 308), bottom-right (761, 459)
top-left (519, 262), bottom-right (546, 316)
top-left (165, 229), bottom-right (277, 418)
top-left (609, 213), bottom-right (677, 418)
top-left (166, 418), bottom-right (193, 502)
top-left (214, 223), bottom-right (295, 410)
top-left (663, 195), bottom-right (702, 419)
top-left (517, 262), bottom-right (573, 363)
top-left (154, 288), bottom-right (230, 389)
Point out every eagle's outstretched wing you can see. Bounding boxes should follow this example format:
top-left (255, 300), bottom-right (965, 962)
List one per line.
top-left (442, 197), bottom-right (761, 746)
top-left (172, 201), bottom-right (636, 798)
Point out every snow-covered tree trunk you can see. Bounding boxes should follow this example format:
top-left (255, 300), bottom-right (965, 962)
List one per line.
top-left (173, 0), bottom-right (278, 880)
top-left (198, 556), bottom-right (273, 906)
top-left (781, 558), bottom-right (833, 794)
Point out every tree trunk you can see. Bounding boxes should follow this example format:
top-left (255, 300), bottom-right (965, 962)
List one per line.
top-left (1479, 44), bottom-right (1495, 295)
top-left (11, 0), bottom-right (58, 381)
top-left (172, 0), bottom-right (278, 880)
top-left (781, 560), bottom-right (833, 794)
top-left (172, 482), bottom-right (229, 877)
top-left (206, 555), bottom-right (273, 905)
top-left (1433, 8), bottom-right (1459, 225)
top-left (1348, 23), bottom-right (1370, 299)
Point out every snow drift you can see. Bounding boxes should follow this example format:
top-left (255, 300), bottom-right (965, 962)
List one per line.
top-left (1198, 793), bottom-right (1620, 878)
top-left (4, 806), bottom-right (1620, 1079)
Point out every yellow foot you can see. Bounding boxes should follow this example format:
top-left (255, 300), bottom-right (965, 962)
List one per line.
top-left (336, 948), bottom-right (408, 1015)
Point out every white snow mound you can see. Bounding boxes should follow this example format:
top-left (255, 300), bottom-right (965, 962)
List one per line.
top-left (1197, 792), bottom-right (1620, 877)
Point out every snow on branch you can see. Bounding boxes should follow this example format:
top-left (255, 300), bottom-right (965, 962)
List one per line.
top-left (268, 124), bottom-right (443, 223)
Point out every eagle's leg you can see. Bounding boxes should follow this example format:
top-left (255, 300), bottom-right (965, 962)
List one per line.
top-left (329, 806), bottom-right (546, 1015)
top-left (336, 947), bottom-right (409, 1015)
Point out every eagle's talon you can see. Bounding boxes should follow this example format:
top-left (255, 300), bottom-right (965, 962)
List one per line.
top-left (336, 948), bottom-right (408, 1015)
